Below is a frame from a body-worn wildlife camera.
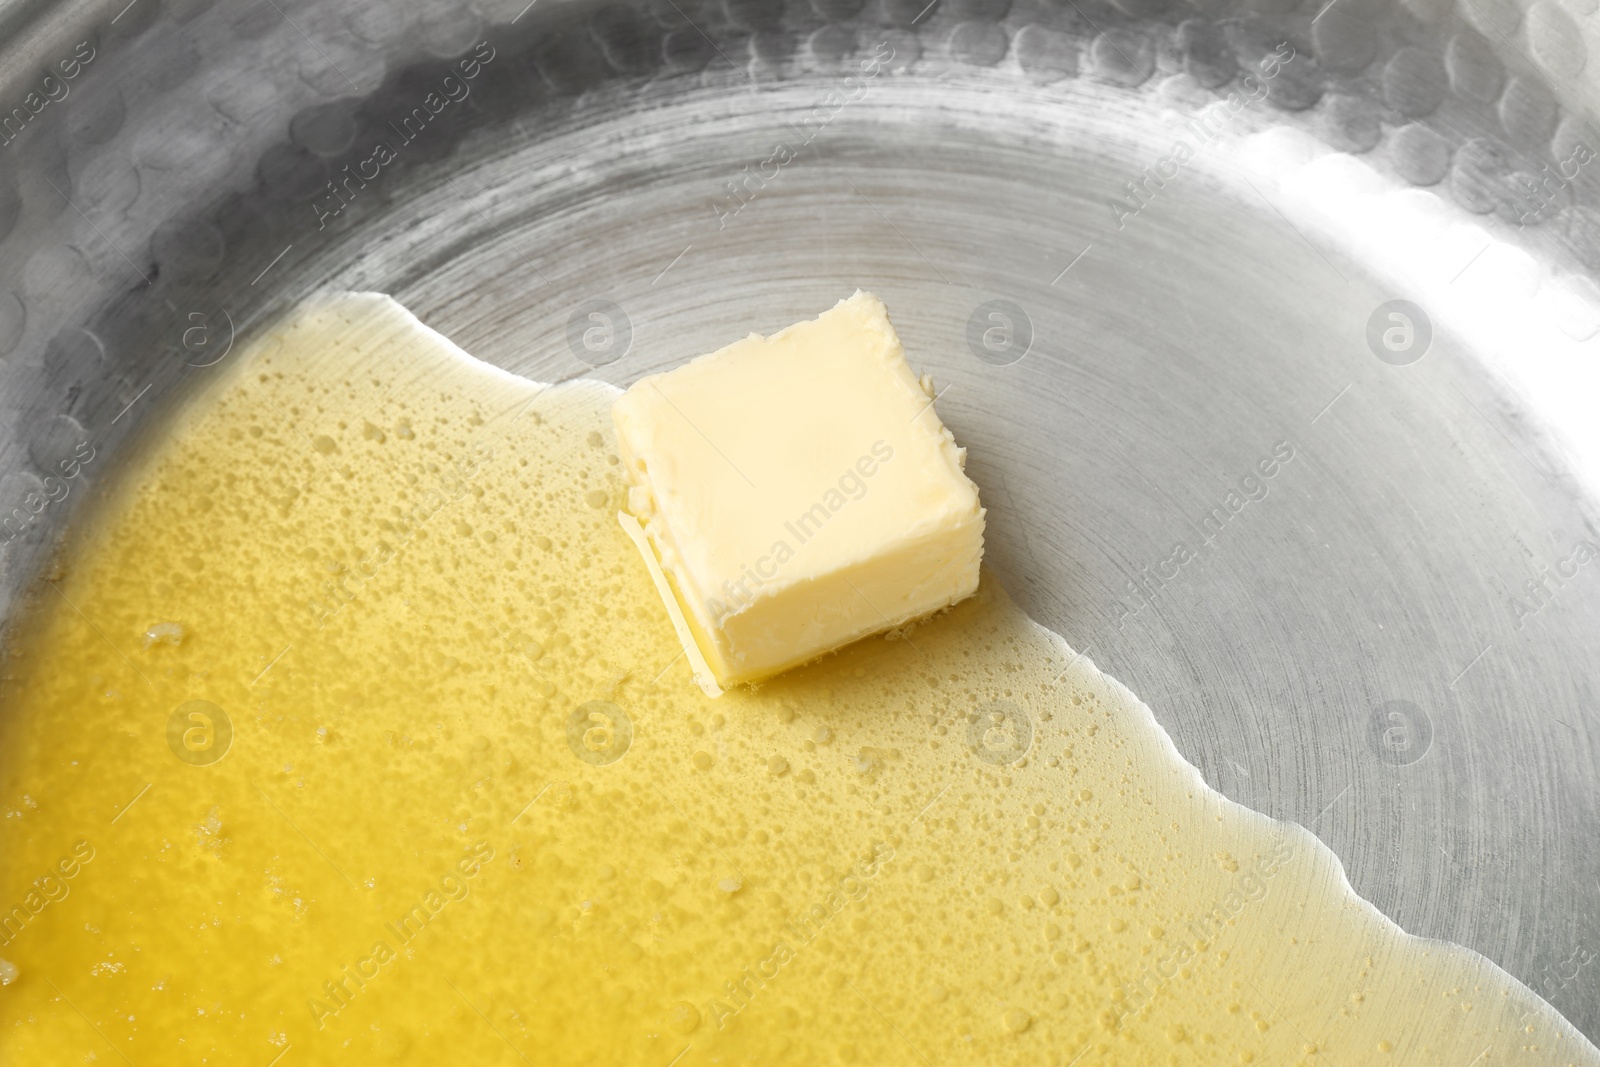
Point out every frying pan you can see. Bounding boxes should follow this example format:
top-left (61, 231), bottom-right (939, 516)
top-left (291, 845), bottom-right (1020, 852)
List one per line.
top-left (1, 0), bottom-right (1597, 1048)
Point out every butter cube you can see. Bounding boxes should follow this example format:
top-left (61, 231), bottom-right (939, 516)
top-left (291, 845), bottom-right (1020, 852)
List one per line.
top-left (612, 291), bottom-right (985, 688)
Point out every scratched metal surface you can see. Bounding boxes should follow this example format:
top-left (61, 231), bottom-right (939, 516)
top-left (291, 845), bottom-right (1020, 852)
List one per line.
top-left (0, 0), bottom-right (1597, 1050)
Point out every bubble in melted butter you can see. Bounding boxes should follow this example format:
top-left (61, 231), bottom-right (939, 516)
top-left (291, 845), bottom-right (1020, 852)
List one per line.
top-left (0, 293), bottom-right (1593, 1066)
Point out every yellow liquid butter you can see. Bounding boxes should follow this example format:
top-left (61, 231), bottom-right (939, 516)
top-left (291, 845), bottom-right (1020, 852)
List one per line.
top-left (0, 293), bottom-right (1592, 1066)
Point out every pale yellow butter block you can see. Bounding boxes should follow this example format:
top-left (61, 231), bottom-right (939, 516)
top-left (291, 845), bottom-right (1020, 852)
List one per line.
top-left (612, 290), bottom-right (985, 688)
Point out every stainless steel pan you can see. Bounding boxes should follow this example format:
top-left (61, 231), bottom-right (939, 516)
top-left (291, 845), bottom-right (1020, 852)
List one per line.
top-left (1, 0), bottom-right (1597, 1044)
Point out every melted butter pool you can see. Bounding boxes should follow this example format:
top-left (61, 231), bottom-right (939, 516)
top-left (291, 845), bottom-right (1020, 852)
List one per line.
top-left (0, 293), bottom-right (1593, 1066)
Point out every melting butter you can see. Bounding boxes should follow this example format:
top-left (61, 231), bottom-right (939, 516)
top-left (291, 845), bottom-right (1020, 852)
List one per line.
top-left (0, 292), bottom-right (1592, 1066)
